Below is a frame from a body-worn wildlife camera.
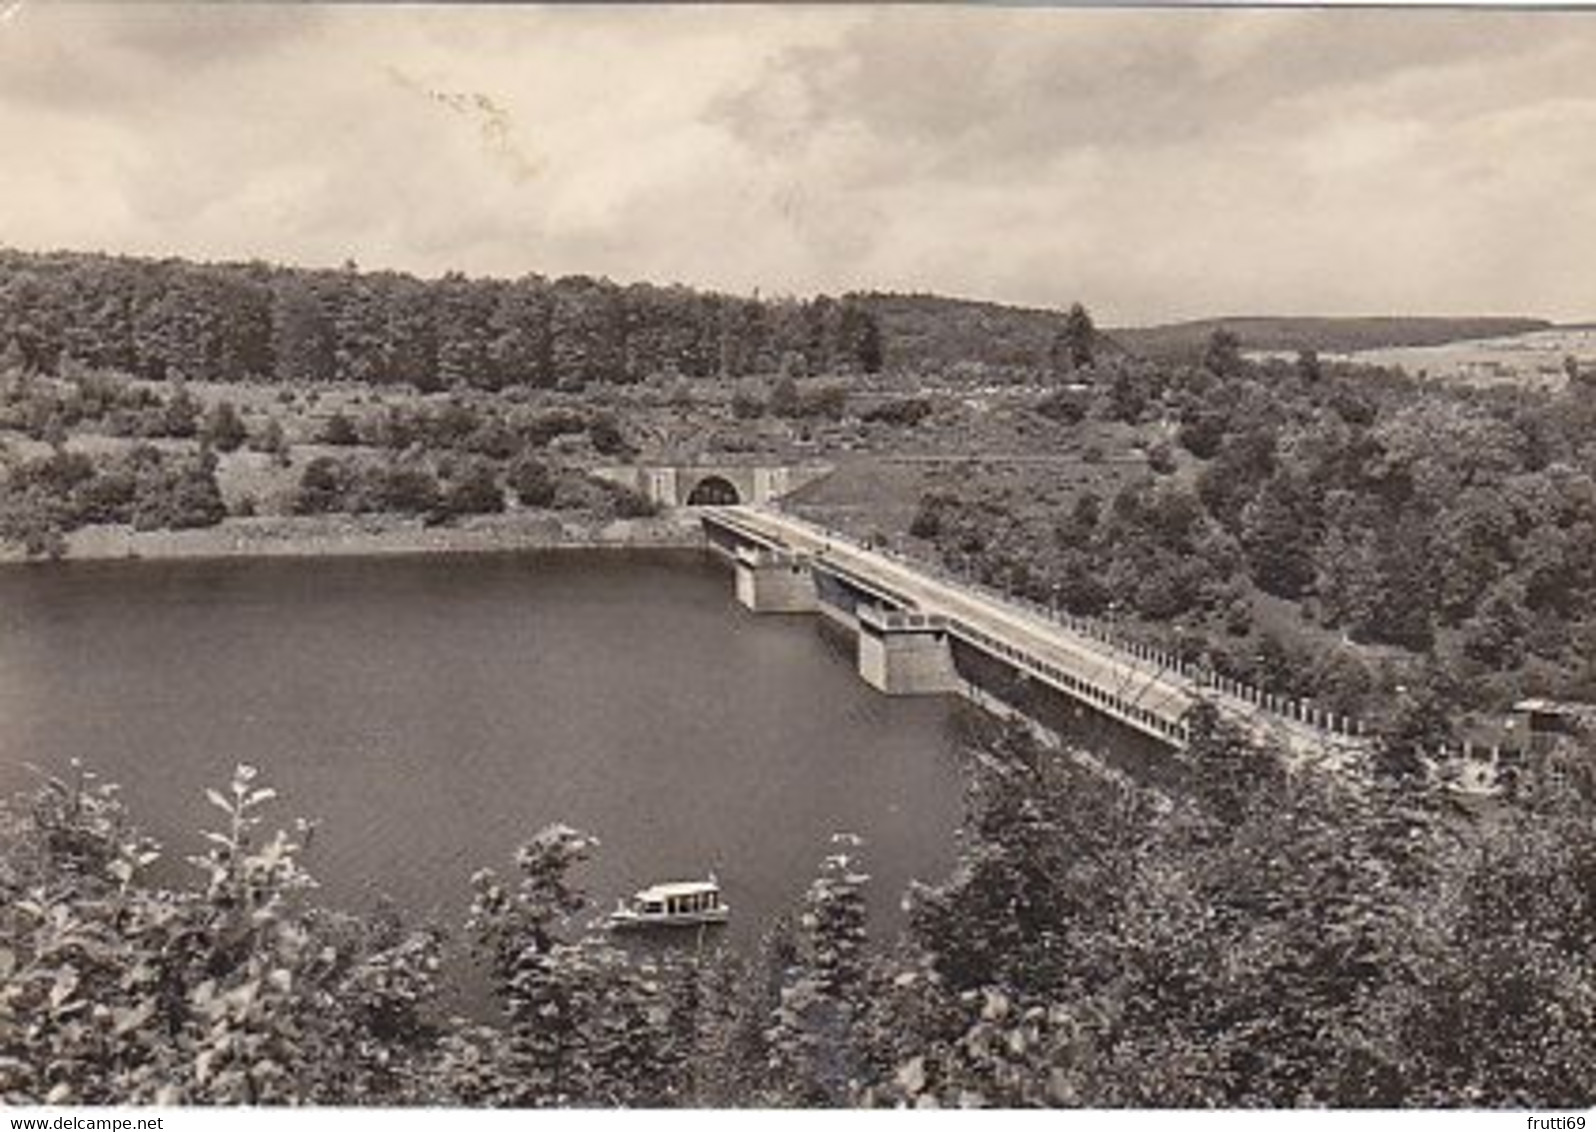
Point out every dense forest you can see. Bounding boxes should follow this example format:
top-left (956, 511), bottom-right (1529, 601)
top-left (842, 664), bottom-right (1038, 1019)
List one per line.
top-left (906, 339), bottom-right (1596, 721)
top-left (2, 248), bottom-right (1552, 389)
top-left (2, 708), bottom-right (1591, 1107)
top-left (847, 292), bottom-right (1109, 376)
top-left (0, 248), bottom-right (884, 392)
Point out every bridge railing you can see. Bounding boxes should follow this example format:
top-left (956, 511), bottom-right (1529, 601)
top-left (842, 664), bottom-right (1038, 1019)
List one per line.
top-left (947, 615), bottom-right (1193, 746)
top-left (858, 606), bottom-right (949, 632)
top-left (753, 506), bottom-right (1368, 746)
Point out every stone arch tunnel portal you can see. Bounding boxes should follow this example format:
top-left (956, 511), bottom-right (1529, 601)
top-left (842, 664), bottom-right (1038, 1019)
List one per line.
top-left (685, 475), bottom-right (742, 506)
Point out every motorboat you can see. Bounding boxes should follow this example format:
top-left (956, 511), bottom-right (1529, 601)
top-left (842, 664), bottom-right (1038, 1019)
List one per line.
top-left (608, 876), bottom-right (729, 930)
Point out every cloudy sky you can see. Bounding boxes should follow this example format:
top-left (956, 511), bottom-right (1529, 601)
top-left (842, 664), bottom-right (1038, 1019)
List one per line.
top-left (1, 4), bottom-right (1592, 324)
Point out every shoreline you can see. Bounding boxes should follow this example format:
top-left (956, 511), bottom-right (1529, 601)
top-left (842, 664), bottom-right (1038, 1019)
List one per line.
top-left (0, 510), bottom-right (707, 566)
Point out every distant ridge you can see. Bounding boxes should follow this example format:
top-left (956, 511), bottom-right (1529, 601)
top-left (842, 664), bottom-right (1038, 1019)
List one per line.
top-left (1110, 315), bottom-right (1555, 360)
top-left (852, 291), bottom-right (1552, 372)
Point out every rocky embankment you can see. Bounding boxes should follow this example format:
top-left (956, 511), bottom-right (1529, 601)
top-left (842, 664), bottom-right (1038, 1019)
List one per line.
top-left (0, 510), bottom-right (705, 564)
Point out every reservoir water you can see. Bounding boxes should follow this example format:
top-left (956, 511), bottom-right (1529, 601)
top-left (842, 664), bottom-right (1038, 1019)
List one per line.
top-left (0, 550), bottom-right (965, 947)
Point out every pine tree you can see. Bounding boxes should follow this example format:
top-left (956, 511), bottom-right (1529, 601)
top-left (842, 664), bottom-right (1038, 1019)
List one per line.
top-left (270, 277), bottom-right (334, 384)
top-left (201, 401), bottom-right (248, 453)
top-left (434, 273), bottom-right (495, 390)
top-left (488, 279), bottom-right (554, 389)
top-left (1053, 302), bottom-right (1096, 373)
top-left (766, 835), bottom-right (870, 1106)
top-left (1202, 327), bottom-right (1244, 377)
top-left (332, 270), bottom-right (391, 385)
top-left (837, 300), bottom-right (883, 375)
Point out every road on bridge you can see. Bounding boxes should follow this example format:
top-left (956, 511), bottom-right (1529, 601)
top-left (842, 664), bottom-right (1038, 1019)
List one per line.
top-left (713, 505), bottom-right (1364, 763)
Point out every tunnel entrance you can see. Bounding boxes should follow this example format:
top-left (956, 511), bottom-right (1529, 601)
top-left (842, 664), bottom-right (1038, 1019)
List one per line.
top-left (685, 475), bottom-right (741, 506)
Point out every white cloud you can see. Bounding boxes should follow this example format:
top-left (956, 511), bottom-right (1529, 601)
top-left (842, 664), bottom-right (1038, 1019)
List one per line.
top-left (0, 4), bottom-right (1591, 323)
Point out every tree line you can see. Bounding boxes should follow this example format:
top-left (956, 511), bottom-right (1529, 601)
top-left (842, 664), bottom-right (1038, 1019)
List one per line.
top-left (2, 709), bottom-right (1591, 1107)
top-left (910, 340), bottom-right (1596, 719)
top-left (0, 248), bottom-right (884, 391)
top-left (0, 444), bottom-right (227, 559)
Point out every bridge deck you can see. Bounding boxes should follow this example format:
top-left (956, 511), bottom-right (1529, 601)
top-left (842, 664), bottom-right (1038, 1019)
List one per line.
top-left (701, 509), bottom-right (784, 552)
top-left (705, 506), bottom-right (1367, 762)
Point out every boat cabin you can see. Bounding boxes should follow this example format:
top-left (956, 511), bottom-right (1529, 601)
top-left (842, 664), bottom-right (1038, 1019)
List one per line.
top-left (637, 882), bottom-right (722, 916)
top-left (610, 877), bottom-right (729, 929)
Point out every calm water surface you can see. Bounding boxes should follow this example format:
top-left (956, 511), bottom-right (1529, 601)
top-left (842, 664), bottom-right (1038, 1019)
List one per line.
top-left (0, 551), bottom-right (965, 946)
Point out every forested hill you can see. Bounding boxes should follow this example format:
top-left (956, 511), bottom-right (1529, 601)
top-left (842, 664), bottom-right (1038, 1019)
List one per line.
top-left (0, 247), bottom-right (1556, 388)
top-left (0, 247), bottom-right (887, 389)
top-left (1114, 315), bottom-right (1555, 360)
top-left (848, 291), bottom-right (1117, 374)
top-left (838, 292), bottom-right (1553, 371)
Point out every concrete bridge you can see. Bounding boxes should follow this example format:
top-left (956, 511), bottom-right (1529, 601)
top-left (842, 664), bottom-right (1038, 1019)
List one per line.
top-left (591, 463), bottom-right (832, 508)
top-left (702, 505), bottom-right (1370, 763)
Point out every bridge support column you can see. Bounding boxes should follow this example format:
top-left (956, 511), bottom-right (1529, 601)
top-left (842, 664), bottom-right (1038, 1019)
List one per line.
top-left (856, 607), bottom-right (960, 696)
top-left (734, 548), bottom-right (818, 613)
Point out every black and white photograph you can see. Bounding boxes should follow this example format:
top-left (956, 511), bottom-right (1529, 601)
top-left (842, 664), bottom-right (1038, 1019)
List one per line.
top-left (0, 1), bottom-right (1593, 1117)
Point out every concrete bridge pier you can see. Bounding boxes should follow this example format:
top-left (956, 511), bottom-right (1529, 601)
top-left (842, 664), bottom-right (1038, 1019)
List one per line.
top-left (734, 548), bottom-right (818, 613)
top-left (856, 607), bottom-right (961, 696)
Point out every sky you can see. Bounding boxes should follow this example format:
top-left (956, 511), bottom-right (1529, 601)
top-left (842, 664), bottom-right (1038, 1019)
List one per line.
top-left (1, 3), bottom-right (1593, 325)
